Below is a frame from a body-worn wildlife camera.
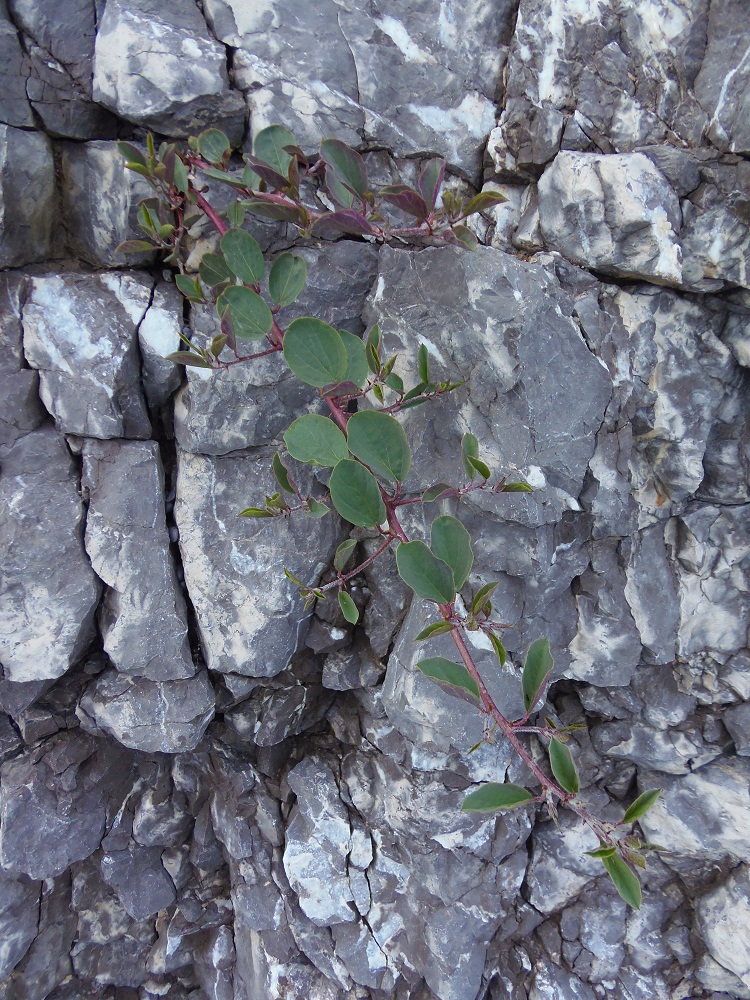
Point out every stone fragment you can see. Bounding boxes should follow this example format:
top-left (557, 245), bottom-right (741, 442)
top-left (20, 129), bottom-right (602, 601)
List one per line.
top-left (0, 871), bottom-right (40, 980)
top-left (0, 272), bottom-right (45, 448)
top-left (694, 0), bottom-right (750, 153)
top-left (60, 140), bottom-right (157, 266)
top-left (526, 817), bottom-right (602, 914)
top-left (0, 732), bottom-right (131, 879)
top-left (175, 241), bottom-right (378, 455)
top-left (138, 282), bottom-right (184, 411)
top-left (4, 873), bottom-right (76, 1000)
top-left (23, 272), bottom-right (153, 439)
top-left (0, 426), bottom-right (100, 682)
top-left (697, 865), bottom-right (750, 990)
top-left (93, 0), bottom-right (245, 140)
top-left (530, 961), bottom-right (596, 1000)
top-left (224, 681), bottom-right (333, 747)
top-left (82, 439), bottom-right (194, 681)
top-left (0, 3), bottom-right (34, 128)
top-left (537, 152), bottom-right (682, 284)
top-left (623, 525), bottom-right (680, 665)
top-left (101, 843), bottom-right (177, 921)
top-left (680, 170), bottom-right (750, 292)
top-left (175, 448), bottom-right (339, 677)
top-left (724, 702), bottom-right (750, 756)
top-left (78, 669), bottom-right (215, 754)
top-left (0, 125), bottom-right (56, 267)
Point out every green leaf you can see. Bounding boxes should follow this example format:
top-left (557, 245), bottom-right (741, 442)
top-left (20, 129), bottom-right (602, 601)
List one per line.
top-left (430, 515), bottom-right (473, 591)
top-left (417, 343), bottom-right (430, 383)
top-left (463, 191), bottom-right (508, 215)
top-left (165, 351), bottom-right (213, 369)
top-left (471, 581), bottom-right (499, 615)
top-left (242, 199), bottom-right (304, 224)
top-left (462, 433), bottom-right (479, 479)
top-left (585, 845), bottom-right (617, 859)
top-left (253, 124), bottom-right (296, 177)
top-left (333, 538), bottom-right (357, 572)
top-left (226, 200), bottom-right (246, 228)
top-left (200, 166), bottom-right (249, 190)
top-left (338, 331), bottom-right (369, 389)
top-left (326, 168), bottom-right (356, 209)
top-left (396, 541), bottom-right (455, 604)
top-left (416, 657), bottom-right (480, 703)
top-left (239, 506), bottom-right (274, 518)
top-left (346, 410), bottom-right (412, 483)
top-left (467, 455), bottom-right (491, 481)
top-left (452, 224), bottom-right (478, 250)
top-left (284, 414), bottom-right (348, 468)
top-left (488, 631), bottom-right (507, 666)
top-left (422, 482), bottom-right (454, 503)
top-left (549, 737), bottom-right (579, 795)
top-left (502, 481), bottom-right (534, 493)
top-left (283, 318), bottom-right (348, 388)
top-left (320, 139), bottom-right (368, 198)
top-left (220, 228), bottom-right (264, 285)
top-left (199, 253), bottom-right (234, 289)
top-left (272, 453), bottom-right (294, 493)
top-left (198, 128), bottom-right (231, 165)
top-left (623, 789), bottom-right (662, 825)
top-left (329, 459), bottom-right (387, 528)
top-left (306, 498), bottom-right (330, 517)
top-left (116, 239), bottom-right (156, 254)
top-left (175, 274), bottom-right (203, 301)
top-left (218, 286), bottom-right (273, 340)
top-left (384, 372), bottom-right (404, 394)
top-left (339, 591), bottom-right (359, 624)
top-left (172, 156), bottom-right (189, 193)
top-left (602, 854), bottom-right (642, 910)
top-left (522, 638), bottom-right (553, 714)
top-left (269, 253), bottom-right (307, 307)
top-left (414, 621), bottom-right (454, 641)
top-left (418, 158), bottom-right (445, 210)
top-left (116, 141), bottom-right (146, 167)
top-left (461, 782), bottom-right (534, 812)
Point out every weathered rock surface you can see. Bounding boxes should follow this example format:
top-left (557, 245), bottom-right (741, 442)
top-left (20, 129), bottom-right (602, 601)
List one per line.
top-left (0, 272), bottom-right (45, 448)
top-left (0, 426), bottom-right (100, 682)
top-left (0, 125), bottom-right (56, 268)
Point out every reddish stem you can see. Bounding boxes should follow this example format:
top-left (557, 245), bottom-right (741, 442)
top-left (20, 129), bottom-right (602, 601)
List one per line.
top-left (195, 191), bottom-right (228, 235)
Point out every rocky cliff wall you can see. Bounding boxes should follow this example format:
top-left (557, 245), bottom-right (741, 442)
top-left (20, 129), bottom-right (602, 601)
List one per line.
top-left (0, 2), bottom-right (749, 999)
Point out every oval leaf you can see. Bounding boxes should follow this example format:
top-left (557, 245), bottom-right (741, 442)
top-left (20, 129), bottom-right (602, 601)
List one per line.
top-left (379, 185), bottom-right (429, 221)
top-left (306, 498), bottom-right (329, 517)
top-left (220, 228), bottom-right (264, 284)
top-left (522, 638), bottom-right (553, 714)
top-left (396, 541), bottom-right (455, 605)
top-left (269, 253), bottom-right (307, 307)
top-left (283, 318), bottom-right (347, 388)
top-left (333, 538), bottom-right (357, 572)
top-left (320, 139), bottom-right (368, 198)
top-left (416, 657), bottom-right (479, 703)
top-left (218, 286), bottom-right (273, 340)
top-left (430, 515), bottom-right (473, 591)
top-left (451, 224), bottom-right (478, 251)
top-left (463, 191), bottom-right (508, 215)
top-left (253, 124), bottom-right (296, 178)
top-left (284, 414), bottom-right (348, 468)
top-left (471, 581), bottom-right (499, 615)
top-left (272, 452), bottom-right (294, 493)
top-left (338, 591), bottom-right (359, 624)
top-left (423, 482), bottom-right (454, 503)
top-left (623, 789), bottom-right (662, 825)
top-left (502, 481), bottom-right (534, 493)
top-left (329, 459), bottom-right (387, 528)
top-left (165, 351), bottom-right (213, 369)
top-left (198, 128), bottom-right (230, 165)
top-left (602, 854), bottom-right (642, 910)
top-left (549, 737), bottom-right (579, 795)
top-left (199, 252), bottom-right (234, 289)
top-left (338, 331), bottom-right (369, 389)
top-left (242, 199), bottom-right (303, 223)
top-left (312, 210), bottom-right (376, 237)
top-left (461, 782), bottom-right (534, 812)
top-left (346, 411), bottom-right (412, 483)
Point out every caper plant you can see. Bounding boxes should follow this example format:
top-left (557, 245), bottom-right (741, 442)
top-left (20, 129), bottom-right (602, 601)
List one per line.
top-left (117, 126), bottom-right (664, 910)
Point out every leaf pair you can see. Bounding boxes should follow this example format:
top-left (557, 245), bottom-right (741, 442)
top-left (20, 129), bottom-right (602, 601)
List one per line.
top-left (283, 319), bottom-right (368, 389)
top-left (396, 516), bottom-right (473, 605)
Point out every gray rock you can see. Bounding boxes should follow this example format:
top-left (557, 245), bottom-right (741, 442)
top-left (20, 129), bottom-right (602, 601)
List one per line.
top-left (224, 680), bottom-right (333, 747)
top-left (60, 140), bottom-right (158, 266)
top-left (0, 426), bottom-right (100, 682)
top-left (591, 720), bottom-right (721, 774)
top-left (82, 439), bottom-right (194, 681)
top-left (175, 447), bottom-right (340, 677)
top-left (0, 1), bottom-right (34, 127)
top-left (694, 0), bottom-right (750, 153)
top-left (175, 241), bottom-right (378, 455)
top-left (93, 0), bottom-right (246, 140)
top-left (132, 784), bottom-right (193, 849)
top-left (526, 817), bottom-right (602, 914)
top-left (101, 843), bottom-right (177, 920)
top-left (623, 525), bottom-right (680, 665)
top-left (78, 668), bottom-right (215, 753)
top-left (138, 282), bottom-right (185, 412)
top-left (23, 272), bottom-right (153, 439)
top-left (0, 272), bottom-right (45, 448)
top-left (724, 702), bottom-right (750, 756)
top-left (0, 125), bottom-right (56, 268)
top-left (529, 961), bottom-right (596, 1000)
top-left (0, 871), bottom-right (40, 980)
top-left (697, 865), bottom-right (750, 991)
top-left (537, 152), bottom-right (682, 284)
top-left (0, 731), bottom-right (131, 879)
top-left (680, 170), bottom-right (750, 292)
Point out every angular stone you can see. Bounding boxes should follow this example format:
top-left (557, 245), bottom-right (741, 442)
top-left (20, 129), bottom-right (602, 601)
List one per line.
top-left (724, 702), bottom-right (750, 756)
top-left (591, 721), bottom-right (720, 775)
top-left (0, 125), bottom-right (56, 268)
top-left (138, 281), bottom-right (185, 412)
top-left (0, 272), bottom-right (45, 448)
top-left (697, 865), bottom-right (750, 989)
top-left (82, 440), bottom-right (194, 681)
top-left (175, 241), bottom-right (378, 455)
top-left (694, 0), bottom-right (750, 153)
top-left (0, 426), bottom-right (100, 682)
top-left (0, 731), bottom-right (131, 879)
top-left (78, 668), bottom-right (215, 753)
top-left (60, 140), bottom-right (158, 266)
top-left (0, 871), bottom-right (40, 980)
top-left (526, 817), bottom-right (602, 914)
top-left (93, 0), bottom-right (246, 140)
top-left (175, 448), bottom-right (340, 677)
top-left (101, 843), bottom-right (177, 921)
top-left (537, 152), bottom-right (682, 284)
top-left (0, 2), bottom-right (34, 128)
top-left (623, 525), bottom-right (680, 665)
top-left (680, 166), bottom-right (750, 292)
top-left (23, 272), bottom-right (153, 439)
top-left (530, 962), bottom-right (596, 1000)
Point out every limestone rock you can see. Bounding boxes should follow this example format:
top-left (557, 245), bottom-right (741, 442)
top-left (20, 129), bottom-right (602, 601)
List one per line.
top-left (697, 865), bottom-right (750, 990)
top-left (23, 272), bottom-right (153, 439)
top-left (0, 2), bottom-right (34, 127)
top-left (81, 439), bottom-right (194, 681)
top-left (694, 0), bottom-right (750, 153)
top-left (174, 448), bottom-right (340, 678)
top-left (0, 272), bottom-right (45, 448)
top-left (78, 668), bottom-right (215, 753)
top-left (0, 871), bottom-right (40, 980)
top-left (137, 282), bottom-right (184, 411)
top-left (100, 843), bottom-right (177, 921)
top-left (537, 152), bottom-right (682, 284)
top-left (0, 427), bottom-right (100, 682)
top-left (0, 125), bottom-right (56, 268)
top-left (93, 0), bottom-right (245, 140)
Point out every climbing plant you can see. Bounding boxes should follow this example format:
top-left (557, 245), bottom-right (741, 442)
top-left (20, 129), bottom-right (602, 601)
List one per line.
top-left (118, 125), bottom-right (663, 909)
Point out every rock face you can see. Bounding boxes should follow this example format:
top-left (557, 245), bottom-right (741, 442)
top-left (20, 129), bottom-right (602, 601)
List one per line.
top-left (2, 0), bottom-right (750, 997)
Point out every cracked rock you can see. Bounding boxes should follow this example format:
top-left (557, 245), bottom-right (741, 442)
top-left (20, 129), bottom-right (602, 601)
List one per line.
top-left (0, 124), bottom-right (56, 268)
top-left (0, 272), bottom-right (45, 448)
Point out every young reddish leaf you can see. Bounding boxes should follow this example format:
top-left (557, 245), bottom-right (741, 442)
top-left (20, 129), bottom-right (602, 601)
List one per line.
top-left (418, 158), bottom-right (445, 210)
top-left (242, 155), bottom-right (290, 191)
top-left (461, 782), bottom-right (534, 812)
top-left (378, 185), bottom-right (429, 221)
top-left (312, 211), bottom-right (377, 237)
top-left (320, 139), bottom-right (368, 198)
top-left (242, 199), bottom-right (304, 224)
